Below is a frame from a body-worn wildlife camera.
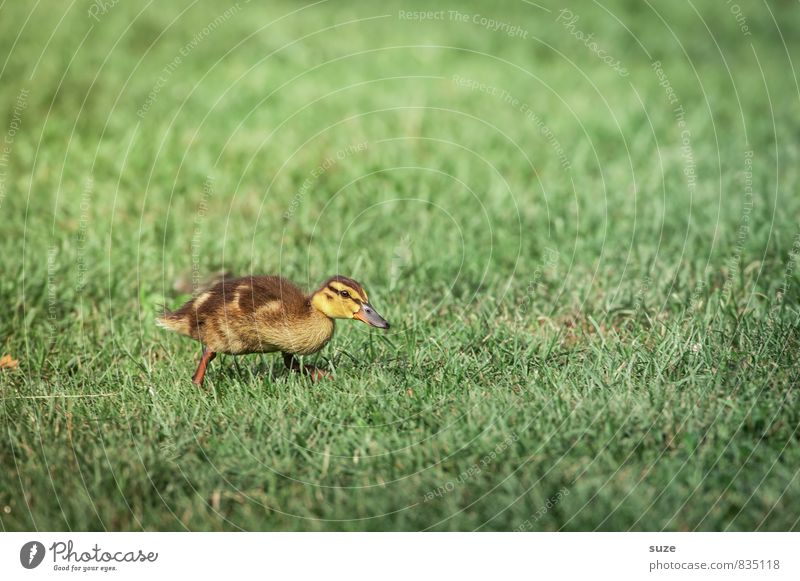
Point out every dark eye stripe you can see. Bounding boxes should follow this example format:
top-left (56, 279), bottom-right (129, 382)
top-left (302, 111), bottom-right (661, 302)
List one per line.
top-left (327, 284), bottom-right (363, 304)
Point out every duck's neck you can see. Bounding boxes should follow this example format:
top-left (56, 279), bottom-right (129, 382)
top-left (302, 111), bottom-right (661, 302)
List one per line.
top-left (309, 291), bottom-right (333, 320)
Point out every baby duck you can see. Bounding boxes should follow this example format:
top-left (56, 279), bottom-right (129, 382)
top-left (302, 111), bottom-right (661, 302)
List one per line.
top-left (157, 274), bottom-right (389, 385)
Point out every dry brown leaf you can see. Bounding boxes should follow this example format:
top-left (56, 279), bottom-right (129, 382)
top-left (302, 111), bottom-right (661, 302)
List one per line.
top-left (0, 354), bottom-right (19, 370)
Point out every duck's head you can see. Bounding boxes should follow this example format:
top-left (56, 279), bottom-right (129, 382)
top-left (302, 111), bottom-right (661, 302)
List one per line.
top-left (310, 275), bottom-right (390, 329)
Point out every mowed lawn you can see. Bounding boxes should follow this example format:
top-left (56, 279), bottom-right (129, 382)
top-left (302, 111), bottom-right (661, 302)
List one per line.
top-left (1, 0), bottom-right (799, 531)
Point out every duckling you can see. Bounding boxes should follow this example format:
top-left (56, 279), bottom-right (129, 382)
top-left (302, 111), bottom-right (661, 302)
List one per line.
top-left (156, 274), bottom-right (389, 386)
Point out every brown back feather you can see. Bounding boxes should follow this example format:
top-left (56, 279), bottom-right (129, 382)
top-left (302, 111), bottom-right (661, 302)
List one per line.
top-left (161, 275), bottom-right (310, 340)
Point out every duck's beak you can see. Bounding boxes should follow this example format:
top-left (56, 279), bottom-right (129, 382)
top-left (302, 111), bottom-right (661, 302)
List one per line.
top-left (354, 303), bottom-right (390, 329)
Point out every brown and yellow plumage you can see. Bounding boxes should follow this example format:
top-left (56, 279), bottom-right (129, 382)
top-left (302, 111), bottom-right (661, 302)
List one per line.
top-left (157, 274), bottom-right (389, 385)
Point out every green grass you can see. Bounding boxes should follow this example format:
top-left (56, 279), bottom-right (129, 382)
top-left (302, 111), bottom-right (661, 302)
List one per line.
top-left (1, 0), bottom-right (799, 531)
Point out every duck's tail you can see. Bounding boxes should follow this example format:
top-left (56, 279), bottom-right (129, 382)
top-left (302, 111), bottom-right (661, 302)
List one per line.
top-left (154, 304), bottom-right (191, 335)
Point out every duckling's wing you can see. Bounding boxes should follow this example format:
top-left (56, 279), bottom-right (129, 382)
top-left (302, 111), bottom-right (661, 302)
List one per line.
top-left (232, 276), bottom-right (308, 316)
top-left (156, 275), bottom-right (309, 349)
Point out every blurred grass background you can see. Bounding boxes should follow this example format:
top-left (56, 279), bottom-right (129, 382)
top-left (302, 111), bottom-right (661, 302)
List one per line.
top-left (1, 0), bottom-right (799, 530)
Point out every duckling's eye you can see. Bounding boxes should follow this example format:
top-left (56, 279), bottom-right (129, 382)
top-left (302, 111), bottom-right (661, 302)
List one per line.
top-left (340, 290), bottom-right (350, 299)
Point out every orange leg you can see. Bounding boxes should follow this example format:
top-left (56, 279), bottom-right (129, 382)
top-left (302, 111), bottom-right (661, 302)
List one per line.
top-left (283, 353), bottom-right (330, 382)
top-left (192, 347), bottom-right (216, 386)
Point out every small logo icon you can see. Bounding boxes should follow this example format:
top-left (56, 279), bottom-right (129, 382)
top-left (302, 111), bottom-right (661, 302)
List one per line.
top-left (20, 541), bottom-right (46, 569)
